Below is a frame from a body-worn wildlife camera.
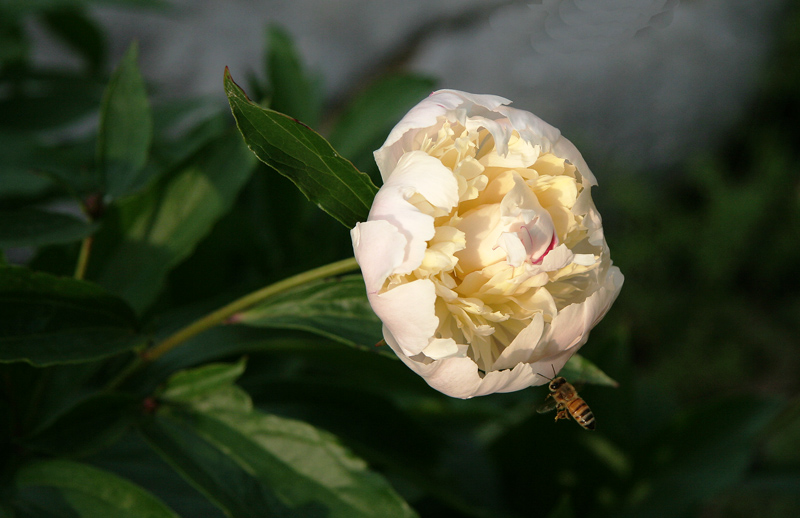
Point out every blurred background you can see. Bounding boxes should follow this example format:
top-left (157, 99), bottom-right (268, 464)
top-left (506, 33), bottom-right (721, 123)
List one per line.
top-left (2, 0), bottom-right (799, 516)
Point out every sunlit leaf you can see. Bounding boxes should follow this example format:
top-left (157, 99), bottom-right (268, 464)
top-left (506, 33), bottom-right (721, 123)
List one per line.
top-left (160, 358), bottom-right (247, 404)
top-left (235, 274), bottom-right (382, 349)
top-left (225, 68), bottom-right (378, 228)
top-left (141, 361), bottom-right (417, 518)
top-left (0, 266), bottom-right (139, 366)
top-left (12, 459), bottom-right (179, 518)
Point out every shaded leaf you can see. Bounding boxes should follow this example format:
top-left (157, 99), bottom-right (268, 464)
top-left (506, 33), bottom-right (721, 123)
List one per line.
top-left (12, 459), bottom-right (179, 518)
top-left (91, 128), bottom-right (256, 314)
top-left (97, 41), bottom-right (152, 199)
top-left (329, 74), bottom-right (436, 177)
top-left (265, 24), bottom-right (322, 128)
top-left (560, 354), bottom-right (618, 387)
top-left (24, 392), bottom-right (139, 457)
top-left (0, 266), bottom-right (139, 366)
top-left (0, 207), bottom-right (97, 248)
top-left (622, 396), bottom-right (783, 518)
top-left (86, 430), bottom-right (226, 518)
top-left (0, 72), bottom-right (104, 131)
top-left (235, 274), bottom-right (382, 349)
top-left (225, 68), bottom-right (378, 228)
top-left (41, 7), bottom-right (106, 73)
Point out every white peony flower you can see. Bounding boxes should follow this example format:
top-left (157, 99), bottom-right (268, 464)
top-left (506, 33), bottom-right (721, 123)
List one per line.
top-left (351, 90), bottom-right (623, 399)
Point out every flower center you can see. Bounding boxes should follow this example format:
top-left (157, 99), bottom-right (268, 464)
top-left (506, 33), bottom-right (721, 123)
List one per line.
top-left (517, 218), bottom-right (558, 265)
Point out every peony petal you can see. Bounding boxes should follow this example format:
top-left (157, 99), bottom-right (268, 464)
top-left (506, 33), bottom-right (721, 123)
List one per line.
top-left (386, 329), bottom-right (547, 399)
top-left (422, 338), bottom-right (468, 360)
top-left (542, 265), bottom-right (624, 355)
top-left (492, 312), bottom-right (545, 370)
top-left (369, 279), bottom-right (439, 357)
top-left (351, 220), bottom-right (407, 294)
top-left (361, 89), bottom-right (622, 399)
top-left (367, 151), bottom-right (459, 275)
top-left (375, 90), bottom-right (512, 179)
top-left (498, 104), bottom-right (597, 187)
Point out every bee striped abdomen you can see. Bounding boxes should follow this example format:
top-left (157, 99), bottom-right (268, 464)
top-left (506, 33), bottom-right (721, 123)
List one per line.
top-left (567, 398), bottom-right (596, 431)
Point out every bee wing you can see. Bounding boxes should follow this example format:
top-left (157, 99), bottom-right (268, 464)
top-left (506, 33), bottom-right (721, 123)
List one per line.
top-left (535, 397), bottom-right (558, 414)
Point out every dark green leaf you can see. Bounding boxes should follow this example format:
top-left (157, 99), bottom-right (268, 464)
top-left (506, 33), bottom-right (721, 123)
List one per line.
top-left (265, 25), bottom-right (322, 128)
top-left (13, 459), bottom-right (179, 517)
top-left (24, 392), bottom-right (138, 457)
top-left (0, 266), bottom-right (139, 366)
top-left (236, 274), bottom-right (382, 349)
top-left (0, 72), bottom-right (104, 131)
top-left (97, 41), bottom-right (153, 199)
top-left (622, 396), bottom-right (782, 518)
top-left (90, 128), bottom-right (256, 314)
top-left (328, 74), bottom-right (436, 178)
top-left (86, 430), bottom-right (226, 518)
top-left (0, 207), bottom-right (97, 248)
top-left (224, 68), bottom-right (378, 228)
top-left (140, 414), bottom-right (287, 518)
top-left (142, 371), bottom-right (417, 518)
top-left (560, 354), bottom-right (618, 387)
top-left (41, 8), bottom-right (106, 73)
top-left (546, 495), bottom-right (574, 518)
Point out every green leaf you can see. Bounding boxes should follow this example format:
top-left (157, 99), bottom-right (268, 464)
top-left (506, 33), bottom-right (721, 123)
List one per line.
top-left (85, 430), bottom-right (226, 518)
top-left (12, 459), bottom-right (179, 518)
top-left (97, 41), bottom-right (153, 199)
top-left (90, 128), bottom-right (256, 314)
top-left (160, 358), bottom-right (247, 405)
top-left (622, 396), bottom-right (782, 518)
top-left (235, 274), bottom-right (383, 349)
top-left (560, 354), bottom-right (618, 387)
top-left (0, 72), bottom-right (104, 131)
top-left (328, 74), bottom-right (436, 177)
top-left (41, 7), bottom-right (106, 73)
top-left (265, 25), bottom-right (322, 128)
top-left (224, 68), bottom-right (379, 228)
top-left (546, 495), bottom-right (575, 518)
top-left (24, 393), bottom-right (139, 457)
top-left (0, 207), bottom-right (97, 248)
top-left (141, 361), bottom-right (417, 518)
top-left (0, 266), bottom-right (139, 366)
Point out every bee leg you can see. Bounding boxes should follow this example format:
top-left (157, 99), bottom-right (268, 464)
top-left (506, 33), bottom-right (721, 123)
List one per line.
top-left (554, 404), bottom-right (568, 422)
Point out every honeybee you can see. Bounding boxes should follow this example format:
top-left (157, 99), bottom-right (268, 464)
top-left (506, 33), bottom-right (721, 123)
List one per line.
top-left (536, 368), bottom-right (596, 431)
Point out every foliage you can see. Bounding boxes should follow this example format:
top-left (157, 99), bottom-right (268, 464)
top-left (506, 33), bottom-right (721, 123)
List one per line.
top-left (1, 2), bottom-right (799, 518)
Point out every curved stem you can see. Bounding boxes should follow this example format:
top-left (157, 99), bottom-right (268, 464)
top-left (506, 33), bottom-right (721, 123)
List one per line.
top-left (74, 236), bottom-right (93, 280)
top-left (141, 257), bottom-right (360, 362)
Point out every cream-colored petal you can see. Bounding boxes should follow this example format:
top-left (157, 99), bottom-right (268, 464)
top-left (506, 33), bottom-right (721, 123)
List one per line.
top-left (351, 220), bottom-right (406, 293)
top-left (375, 90), bottom-right (511, 180)
top-left (492, 312), bottom-right (545, 370)
top-left (370, 279), bottom-right (439, 357)
top-left (541, 266), bottom-right (624, 356)
top-left (368, 151), bottom-right (459, 275)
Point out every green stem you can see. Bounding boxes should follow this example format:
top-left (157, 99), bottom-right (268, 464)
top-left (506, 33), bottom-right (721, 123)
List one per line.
top-left (74, 236), bottom-right (93, 280)
top-left (141, 257), bottom-right (360, 362)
